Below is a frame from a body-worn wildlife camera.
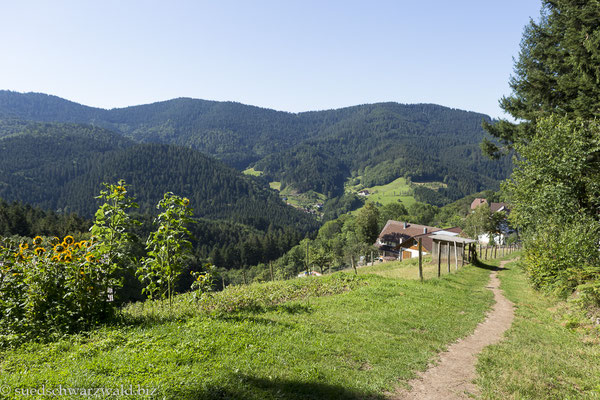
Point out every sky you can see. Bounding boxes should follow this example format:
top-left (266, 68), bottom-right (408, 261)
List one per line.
top-left (0, 1), bottom-right (542, 119)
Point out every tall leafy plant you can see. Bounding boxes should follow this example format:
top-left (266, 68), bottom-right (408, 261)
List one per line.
top-left (138, 193), bottom-right (195, 307)
top-left (89, 180), bottom-right (139, 313)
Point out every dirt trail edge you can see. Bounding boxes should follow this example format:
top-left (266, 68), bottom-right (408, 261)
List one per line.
top-left (394, 261), bottom-right (515, 399)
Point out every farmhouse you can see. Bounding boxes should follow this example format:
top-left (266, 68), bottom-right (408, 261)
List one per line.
top-left (470, 198), bottom-right (509, 213)
top-left (375, 220), bottom-right (462, 260)
top-left (470, 198), bottom-right (512, 245)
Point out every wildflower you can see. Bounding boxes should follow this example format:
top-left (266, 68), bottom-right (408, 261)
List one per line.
top-left (64, 236), bottom-right (75, 246)
top-left (34, 247), bottom-right (46, 256)
top-left (33, 236), bottom-right (43, 246)
top-left (53, 244), bottom-right (66, 253)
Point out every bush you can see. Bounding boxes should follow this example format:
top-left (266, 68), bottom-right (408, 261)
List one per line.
top-left (523, 216), bottom-right (600, 303)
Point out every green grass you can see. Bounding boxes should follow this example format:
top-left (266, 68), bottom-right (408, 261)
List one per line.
top-left (243, 168), bottom-right (263, 177)
top-left (268, 181), bottom-right (281, 191)
top-left (0, 265), bottom-right (496, 399)
top-left (357, 256), bottom-right (465, 280)
top-left (476, 259), bottom-right (600, 399)
top-left (363, 177), bottom-right (416, 207)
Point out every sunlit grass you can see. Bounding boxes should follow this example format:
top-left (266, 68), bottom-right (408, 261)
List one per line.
top-left (243, 167), bottom-right (263, 176)
top-left (0, 263), bottom-right (496, 399)
top-left (476, 259), bottom-right (600, 399)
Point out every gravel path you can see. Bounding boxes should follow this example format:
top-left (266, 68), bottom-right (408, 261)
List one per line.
top-left (394, 261), bottom-right (514, 399)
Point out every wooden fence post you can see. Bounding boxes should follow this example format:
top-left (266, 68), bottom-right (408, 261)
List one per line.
top-left (461, 243), bottom-right (465, 267)
top-left (454, 241), bottom-right (458, 270)
top-left (437, 240), bottom-right (442, 278)
top-left (446, 242), bottom-right (451, 273)
top-left (418, 238), bottom-right (423, 282)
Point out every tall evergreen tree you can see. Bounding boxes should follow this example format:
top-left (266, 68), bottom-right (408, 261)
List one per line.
top-left (483, 0), bottom-right (600, 157)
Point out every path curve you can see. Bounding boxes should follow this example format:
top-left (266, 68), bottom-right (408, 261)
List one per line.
top-left (394, 261), bottom-right (514, 399)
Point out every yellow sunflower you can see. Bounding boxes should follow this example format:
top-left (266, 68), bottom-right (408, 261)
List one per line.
top-left (53, 244), bottom-right (67, 254)
top-left (63, 236), bottom-right (75, 246)
top-left (19, 243), bottom-right (29, 251)
top-left (85, 254), bottom-right (96, 263)
top-left (33, 236), bottom-right (43, 246)
top-left (34, 247), bottom-right (46, 256)
top-left (182, 197), bottom-right (190, 206)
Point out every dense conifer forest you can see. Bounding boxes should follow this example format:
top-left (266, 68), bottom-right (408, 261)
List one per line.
top-left (0, 91), bottom-right (512, 204)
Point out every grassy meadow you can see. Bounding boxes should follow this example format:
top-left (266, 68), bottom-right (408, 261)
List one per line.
top-left (361, 177), bottom-right (416, 207)
top-left (0, 261), bottom-right (496, 399)
top-left (476, 259), bottom-right (600, 399)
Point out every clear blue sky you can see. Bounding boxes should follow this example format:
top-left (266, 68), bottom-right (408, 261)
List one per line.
top-left (0, 0), bottom-right (541, 118)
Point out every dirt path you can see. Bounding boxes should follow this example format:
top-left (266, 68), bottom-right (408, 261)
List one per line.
top-left (394, 261), bottom-right (514, 399)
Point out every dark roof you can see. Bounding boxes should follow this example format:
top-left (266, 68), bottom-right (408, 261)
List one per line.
top-left (490, 202), bottom-right (508, 213)
top-left (377, 220), bottom-right (441, 247)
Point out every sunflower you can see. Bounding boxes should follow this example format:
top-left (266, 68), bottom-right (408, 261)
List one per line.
top-left (62, 254), bottom-right (72, 263)
top-left (85, 254), bottom-right (96, 263)
top-left (63, 236), bottom-right (75, 246)
top-left (51, 255), bottom-right (60, 262)
top-left (73, 242), bottom-right (82, 250)
top-left (81, 240), bottom-right (90, 248)
top-left (34, 247), bottom-right (46, 256)
top-left (19, 243), bottom-right (29, 251)
top-left (51, 237), bottom-right (60, 245)
top-left (53, 244), bottom-right (66, 254)
top-left (33, 236), bottom-right (43, 246)
top-left (182, 197), bottom-right (190, 206)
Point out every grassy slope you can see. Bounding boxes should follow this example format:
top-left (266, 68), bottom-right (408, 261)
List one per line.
top-left (0, 264), bottom-right (495, 400)
top-left (243, 167), bottom-right (263, 177)
top-left (476, 260), bottom-right (600, 399)
top-left (359, 177), bottom-right (416, 207)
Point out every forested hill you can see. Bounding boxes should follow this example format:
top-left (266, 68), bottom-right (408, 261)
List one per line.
top-left (0, 90), bottom-right (512, 203)
top-left (0, 119), bottom-right (318, 234)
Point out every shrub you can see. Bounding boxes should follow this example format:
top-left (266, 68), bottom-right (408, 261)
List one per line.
top-left (523, 216), bottom-right (600, 303)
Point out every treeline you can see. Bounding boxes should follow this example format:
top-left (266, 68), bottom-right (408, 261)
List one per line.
top-left (485, 0), bottom-right (600, 306)
top-left (0, 121), bottom-right (318, 234)
top-left (0, 199), bottom-right (89, 238)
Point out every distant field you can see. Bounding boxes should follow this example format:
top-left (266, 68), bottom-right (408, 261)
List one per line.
top-left (269, 181), bottom-right (281, 191)
top-left (354, 177), bottom-right (416, 207)
top-left (243, 167), bottom-right (263, 176)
